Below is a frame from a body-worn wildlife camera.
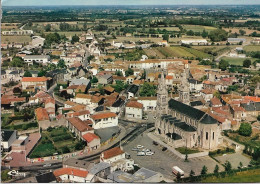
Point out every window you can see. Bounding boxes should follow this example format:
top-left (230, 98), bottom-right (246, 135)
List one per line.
top-left (206, 132), bottom-right (208, 140)
top-left (193, 134), bottom-right (195, 140)
top-left (213, 132), bottom-right (214, 140)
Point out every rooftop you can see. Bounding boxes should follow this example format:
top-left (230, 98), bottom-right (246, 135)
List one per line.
top-left (102, 147), bottom-right (124, 159)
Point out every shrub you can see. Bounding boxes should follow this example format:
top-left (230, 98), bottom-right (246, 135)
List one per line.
top-left (238, 123), bottom-right (252, 136)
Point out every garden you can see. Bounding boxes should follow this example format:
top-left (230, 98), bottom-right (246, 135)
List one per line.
top-left (29, 126), bottom-right (86, 158)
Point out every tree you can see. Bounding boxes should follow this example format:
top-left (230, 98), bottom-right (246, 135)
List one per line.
top-left (139, 83), bottom-right (157, 97)
top-left (45, 24), bottom-right (51, 32)
top-left (239, 162), bottom-right (243, 169)
top-left (189, 170), bottom-right (195, 177)
top-left (257, 115), bottom-right (260, 121)
top-left (186, 30), bottom-right (194, 36)
top-left (214, 165), bottom-right (219, 175)
top-left (24, 71), bottom-right (32, 77)
top-left (219, 59), bottom-right (229, 71)
top-left (91, 76), bottom-right (98, 83)
top-left (238, 122), bottom-right (252, 136)
top-left (125, 68), bottom-right (134, 77)
top-left (176, 172), bottom-right (181, 181)
top-left (112, 81), bottom-right (128, 93)
top-left (200, 165), bottom-right (207, 175)
top-left (224, 161), bottom-right (232, 172)
top-left (71, 35), bottom-right (79, 44)
top-left (185, 153), bottom-right (188, 162)
top-left (13, 87), bottom-right (22, 94)
top-left (45, 32), bottom-right (61, 46)
top-left (239, 29), bottom-right (246, 36)
top-left (201, 29), bottom-right (208, 38)
top-left (38, 69), bottom-right (46, 77)
top-left (214, 91), bottom-right (221, 99)
top-left (243, 59), bottom-right (251, 68)
top-left (10, 57), bottom-right (24, 67)
top-left (115, 71), bottom-right (123, 76)
top-left (57, 59), bottom-right (66, 68)
top-left (162, 34), bottom-right (169, 42)
top-left (209, 29), bottom-right (228, 42)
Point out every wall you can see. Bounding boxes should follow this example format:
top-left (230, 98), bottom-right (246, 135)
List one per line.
top-left (93, 117), bottom-right (118, 129)
top-left (125, 107), bottom-right (142, 119)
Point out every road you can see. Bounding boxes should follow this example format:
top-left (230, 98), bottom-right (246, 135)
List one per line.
top-left (47, 83), bottom-right (65, 106)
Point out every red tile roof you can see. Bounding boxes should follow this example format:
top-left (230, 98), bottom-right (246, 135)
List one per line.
top-left (35, 107), bottom-right (49, 121)
top-left (91, 112), bottom-right (117, 120)
top-left (54, 168), bottom-right (88, 178)
top-left (22, 77), bottom-right (48, 82)
top-left (165, 75), bottom-right (173, 80)
top-left (83, 133), bottom-right (100, 143)
top-left (210, 97), bottom-right (222, 106)
top-left (104, 86), bottom-right (115, 93)
top-left (126, 101), bottom-right (143, 109)
top-left (67, 110), bottom-right (90, 118)
top-left (67, 117), bottom-right (93, 132)
top-left (45, 98), bottom-right (55, 104)
top-left (102, 147), bottom-right (124, 159)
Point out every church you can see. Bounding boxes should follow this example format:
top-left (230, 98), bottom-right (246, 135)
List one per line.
top-left (155, 69), bottom-right (222, 150)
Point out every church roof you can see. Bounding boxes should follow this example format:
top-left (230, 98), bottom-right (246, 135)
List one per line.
top-left (168, 99), bottom-right (218, 124)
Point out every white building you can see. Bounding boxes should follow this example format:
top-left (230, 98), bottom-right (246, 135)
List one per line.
top-left (180, 39), bottom-right (208, 45)
top-left (137, 97), bottom-right (157, 111)
top-left (91, 112), bottom-right (118, 129)
top-left (2, 30), bottom-right (33, 35)
top-left (125, 101), bottom-right (143, 120)
top-left (53, 168), bottom-right (89, 183)
top-left (31, 36), bottom-right (45, 48)
top-left (24, 55), bottom-right (50, 65)
top-left (1, 130), bottom-right (17, 152)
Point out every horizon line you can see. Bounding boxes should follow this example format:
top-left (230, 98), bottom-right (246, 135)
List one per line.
top-left (3, 4), bottom-right (260, 7)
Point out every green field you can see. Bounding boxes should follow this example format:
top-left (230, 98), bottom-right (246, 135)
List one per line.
top-left (145, 46), bottom-right (211, 59)
top-left (44, 31), bottom-right (85, 37)
top-left (183, 25), bottom-right (217, 32)
top-left (201, 168), bottom-right (260, 183)
top-left (222, 57), bottom-right (257, 66)
top-left (192, 45), bottom-right (236, 56)
top-left (29, 127), bottom-right (84, 158)
top-left (244, 45), bottom-right (260, 52)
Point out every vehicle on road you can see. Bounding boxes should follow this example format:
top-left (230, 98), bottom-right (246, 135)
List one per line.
top-left (172, 166), bottom-right (184, 178)
top-left (43, 164), bottom-right (52, 167)
top-left (146, 151), bottom-right (154, 156)
top-left (137, 152), bottom-right (145, 156)
top-left (137, 145), bottom-right (144, 149)
top-left (153, 141), bottom-right (158, 145)
top-left (162, 147), bottom-right (167, 151)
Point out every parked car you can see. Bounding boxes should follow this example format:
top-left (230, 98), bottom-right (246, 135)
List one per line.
top-left (137, 152), bottom-right (145, 156)
top-left (142, 148), bottom-right (151, 152)
top-left (137, 145), bottom-right (144, 149)
top-left (132, 147), bottom-right (139, 151)
top-left (43, 164), bottom-right (52, 167)
top-left (146, 151), bottom-right (154, 156)
top-left (162, 147), bottom-right (167, 151)
top-left (153, 141), bottom-right (158, 146)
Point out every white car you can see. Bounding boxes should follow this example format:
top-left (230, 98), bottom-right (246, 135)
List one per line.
top-left (43, 164), bottom-right (52, 167)
top-left (142, 148), bottom-right (151, 152)
top-left (146, 151), bottom-right (154, 156)
top-left (137, 152), bottom-right (145, 156)
top-left (137, 145), bottom-right (144, 149)
top-left (132, 147), bottom-right (139, 151)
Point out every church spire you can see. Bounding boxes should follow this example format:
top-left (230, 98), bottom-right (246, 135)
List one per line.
top-left (156, 71), bottom-right (168, 117)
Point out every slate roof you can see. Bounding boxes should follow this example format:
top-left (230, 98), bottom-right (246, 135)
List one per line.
top-left (63, 158), bottom-right (94, 170)
top-left (112, 98), bottom-right (125, 107)
top-left (127, 85), bottom-right (139, 94)
top-left (35, 172), bottom-right (56, 183)
top-left (89, 162), bottom-right (110, 175)
top-left (2, 130), bottom-right (16, 142)
top-left (168, 99), bottom-right (217, 124)
top-left (190, 101), bottom-right (203, 107)
top-left (133, 167), bottom-right (158, 180)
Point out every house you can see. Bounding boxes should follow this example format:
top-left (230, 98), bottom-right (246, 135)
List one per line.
top-left (126, 75), bottom-right (136, 84)
top-left (91, 112), bottom-right (118, 129)
top-left (210, 97), bottom-right (222, 108)
top-left (70, 78), bottom-right (91, 88)
top-left (67, 110), bottom-right (91, 121)
top-left (31, 36), bottom-right (45, 48)
top-left (35, 107), bottom-right (51, 130)
top-left (86, 162), bottom-right (111, 183)
top-left (125, 101), bottom-right (143, 120)
top-left (133, 167), bottom-right (164, 183)
top-left (227, 38), bottom-right (246, 44)
top-left (100, 147), bottom-right (134, 172)
top-left (137, 97), bottom-right (157, 111)
top-left (188, 78), bottom-right (203, 93)
top-left (83, 133), bottom-right (101, 152)
top-left (180, 39), bottom-right (208, 45)
top-left (45, 98), bottom-right (56, 119)
top-left (200, 89), bottom-right (216, 102)
top-left (66, 117), bottom-right (94, 140)
top-left (104, 86), bottom-right (115, 95)
top-left (24, 55), bottom-right (50, 65)
top-left (63, 158), bottom-right (95, 171)
top-left (53, 168), bottom-right (89, 183)
top-left (21, 77), bottom-right (48, 91)
top-left (97, 74), bottom-right (113, 85)
top-left (1, 130), bottom-right (17, 152)
top-left (2, 29), bottom-right (33, 35)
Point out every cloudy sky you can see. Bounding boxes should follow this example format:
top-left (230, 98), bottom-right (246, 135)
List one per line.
top-left (2, 0), bottom-right (260, 6)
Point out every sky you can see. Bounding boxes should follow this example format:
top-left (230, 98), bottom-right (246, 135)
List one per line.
top-left (2, 0), bottom-right (260, 6)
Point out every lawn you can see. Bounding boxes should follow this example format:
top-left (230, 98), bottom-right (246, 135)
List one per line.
top-left (176, 147), bottom-right (200, 154)
top-left (2, 35), bottom-right (31, 44)
top-left (244, 45), bottom-right (260, 52)
top-left (4, 122), bottom-right (38, 131)
top-left (201, 168), bottom-right (260, 183)
top-left (29, 127), bottom-right (84, 158)
top-left (222, 57), bottom-right (257, 66)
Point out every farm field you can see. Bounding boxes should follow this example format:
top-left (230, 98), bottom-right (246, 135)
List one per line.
top-left (201, 168), bottom-right (260, 183)
top-left (43, 31), bottom-right (85, 37)
top-left (2, 35), bottom-right (31, 44)
top-left (221, 57), bottom-right (257, 66)
top-left (145, 46), bottom-right (211, 59)
top-left (183, 25), bottom-right (217, 32)
top-left (244, 45), bottom-right (260, 52)
top-left (192, 45), bottom-right (236, 56)
top-left (223, 28), bottom-right (260, 35)
top-left (29, 126), bottom-right (84, 158)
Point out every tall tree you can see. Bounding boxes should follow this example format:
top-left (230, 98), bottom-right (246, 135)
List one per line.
top-left (200, 165), bottom-right (208, 175)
